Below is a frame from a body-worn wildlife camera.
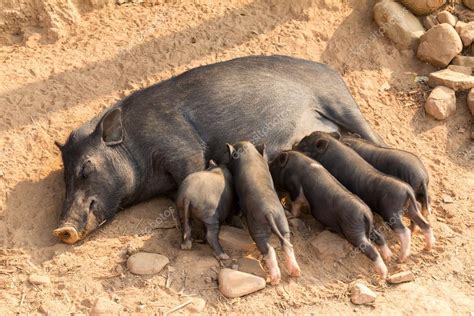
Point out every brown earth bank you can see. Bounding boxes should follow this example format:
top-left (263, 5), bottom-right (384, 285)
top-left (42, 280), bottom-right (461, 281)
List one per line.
top-left (0, 0), bottom-right (473, 314)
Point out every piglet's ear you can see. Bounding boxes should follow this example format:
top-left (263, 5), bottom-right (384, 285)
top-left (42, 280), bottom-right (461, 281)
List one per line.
top-left (279, 152), bottom-right (289, 167)
top-left (101, 108), bottom-right (123, 146)
top-left (329, 131), bottom-right (341, 140)
top-left (226, 143), bottom-right (236, 159)
top-left (315, 139), bottom-right (329, 152)
top-left (54, 141), bottom-right (64, 151)
top-left (208, 159), bottom-right (218, 168)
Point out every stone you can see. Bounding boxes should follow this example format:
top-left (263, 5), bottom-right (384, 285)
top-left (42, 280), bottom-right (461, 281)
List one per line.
top-left (218, 268), bottom-right (266, 298)
top-left (237, 257), bottom-right (267, 279)
top-left (460, 22), bottom-right (474, 46)
top-left (28, 274), bottom-right (50, 285)
top-left (400, 0), bottom-right (446, 16)
top-left (423, 15), bottom-right (439, 30)
top-left (39, 301), bottom-right (69, 314)
top-left (350, 283), bottom-right (377, 305)
top-left (310, 230), bottom-right (351, 260)
top-left (127, 252), bottom-right (169, 275)
top-left (429, 69), bottom-right (474, 91)
top-left (90, 298), bottom-right (122, 316)
top-left (218, 226), bottom-right (256, 252)
top-left (442, 194), bottom-right (455, 203)
top-left (437, 11), bottom-right (458, 27)
top-left (464, 0), bottom-right (474, 10)
top-left (447, 65), bottom-right (472, 76)
top-left (387, 271), bottom-right (415, 284)
top-left (467, 89), bottom-right (474, 116)
top-left (374, 1), bottom-right (425, 49)
top-left (452, 55), bottom-right (474, 67)
top-left (425, 86), bottom-right (456, 120)
top-left (289, 218), bottom-right (307, 232)
top-left (417, 24), bottom-right (463, 68)
top-left (471, 124), bottom-right (474, 139)
top-left (185, 297), bottom-right (206, 313)
top-left (456, 21), bottom-right (467, 35)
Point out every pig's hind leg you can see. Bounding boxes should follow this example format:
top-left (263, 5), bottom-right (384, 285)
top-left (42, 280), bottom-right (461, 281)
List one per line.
top-left (178, 199), bottom-right (193, 250)
top-left (278, 221), bottom-right (301, 278)
top-left (204, 221), bottom-right (229, 260)
top-left (348, 233), bottom-right (388, 279)
top-left (253, 228), bottom-right (281, 285)
top-left (386, 214), bottom-right (411, 262)
top-left (406, 202), bottom-right (435, 251)
top-left (369, 228), bottom-right (392, 261)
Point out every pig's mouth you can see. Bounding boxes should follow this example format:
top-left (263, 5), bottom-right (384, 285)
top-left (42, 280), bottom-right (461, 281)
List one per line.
top-left (53, 201), bottom-right (106, 244)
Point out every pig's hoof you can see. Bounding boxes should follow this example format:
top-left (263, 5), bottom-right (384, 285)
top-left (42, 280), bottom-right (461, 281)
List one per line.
top-left (423, 229), bottom-right (435, 251)
top-left (380, 244), bottom-right (393, 262)
top-left (374, 257), bottom-right (388, 279)
top-left (288, 265), bottom-right (301, 277)
top-left (269, 274), bottom-right (281, 285)
top-left (216, 253), bottom-right (230, 260)
top-left (181, 240), bottom-right (192, 250)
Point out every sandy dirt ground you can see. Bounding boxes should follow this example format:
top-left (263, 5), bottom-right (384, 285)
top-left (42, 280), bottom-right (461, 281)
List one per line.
top-left (0, 0), bottom-right (473, 314)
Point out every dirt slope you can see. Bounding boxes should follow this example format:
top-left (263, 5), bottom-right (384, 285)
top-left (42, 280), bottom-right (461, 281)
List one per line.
top-left (0, 0), bottom-right (473, 314)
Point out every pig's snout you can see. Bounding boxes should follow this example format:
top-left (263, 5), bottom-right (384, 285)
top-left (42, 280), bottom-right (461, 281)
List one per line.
top-left (53, 226), bottom-right (80, 244)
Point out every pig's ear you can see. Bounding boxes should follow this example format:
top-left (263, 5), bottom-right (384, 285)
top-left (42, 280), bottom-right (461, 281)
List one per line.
top-left (226, 143), bottom-right (236, 159)
top-left (54, 141), bottom-right (64, 151)
top-left (315, 139), bottom-right (329, 152)
top-left (278, 152), bottom-right (289, 167)
top-left (255, 144), bottom-right (268, 162)
top-left (329, 131), bottom-right (341, 140)
top-left (100, 108), bottom-right (124, 146)
top-left (208, 159), bottom-right (218, 168)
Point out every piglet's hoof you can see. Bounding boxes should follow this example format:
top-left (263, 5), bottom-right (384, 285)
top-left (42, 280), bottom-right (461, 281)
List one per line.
top-left (181, 240), bottom-right (192, 250)
top-left (216, 253), bottom-right (230, 260)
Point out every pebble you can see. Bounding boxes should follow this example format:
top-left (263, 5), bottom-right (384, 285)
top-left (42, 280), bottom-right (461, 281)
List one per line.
top-left (452, 55), bottom-right (474, 67)
top-left (311, 230), bottom-right (351, 260)
top-left (437, 11), bottom-right (457, 27)
top-left (185, 297), bottom-right (206, 313)
top-left (468, 89), bottom-right (474, 116)
top-left (422, 15), bottom-right (439, 30)
top-left (456, 21), bottom-right (467, 35)
top-left (460, 22), bottom-right (474, 46)
top-left (237, 257), bottom-right (267, 279)
top-left (399, 0), bottom-right (446, 16)
top-left (417, 24), bottom-right (463, 67)
top-left (425, 86), bottom-right (456, 120)
top-left (127, 252), bottom-right (169, 275)
top-left (90, 298), bottom-right (122, 316)
top-left (447, 65), bottom-right (472, 76)
top-left (218, 268), bottom-right (266, 298)
top-left (442, 194), bottom-right (455, 204)
top-left (218, 226), bottom-right (256, 252)
top-left (471, 124), bottom-right (474, 140)
top-left (28, 274), bottom-right (51, 285)
top-left (350, 283), bottom-right (377, 305)
top-left (39, 301), bottom-right (68, 314)
top-left (387, 271), bottom-right (415, 284)
top-left (429, 69), bottom-right (474, 91)
top-left (374, 1), bottom-right (425, 49)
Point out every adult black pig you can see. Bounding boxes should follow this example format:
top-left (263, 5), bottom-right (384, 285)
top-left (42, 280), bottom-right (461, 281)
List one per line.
top-left (53, 55), bottom-right (383, 244)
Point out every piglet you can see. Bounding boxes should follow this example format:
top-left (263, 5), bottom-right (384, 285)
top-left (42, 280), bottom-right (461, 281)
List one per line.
top-left (227, 141), bottom-right (301, 285)
top-left (295, 132), bottom-right (435, 262)
top-left (270, 150), bottom-right (390, 278)
top-left (176, 160), bottom-right (235, 259)
top-left (341, 135), bottom-right (431, 218)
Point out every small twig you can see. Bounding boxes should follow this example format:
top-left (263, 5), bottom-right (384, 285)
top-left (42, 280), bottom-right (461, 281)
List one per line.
top-left (164, 300), bottom-right (192, 315)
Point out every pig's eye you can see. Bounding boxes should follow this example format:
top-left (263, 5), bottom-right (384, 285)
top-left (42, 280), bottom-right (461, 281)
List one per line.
top-left (81, 160), bottom-right (93, 179)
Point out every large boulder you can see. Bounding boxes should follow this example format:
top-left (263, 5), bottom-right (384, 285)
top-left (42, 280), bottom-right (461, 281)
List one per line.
top-left (374, 1), bottom-right (425, 49)
top-left (417, 24), bottom-right (463, 67)
top-left (400, 0), bottom-right (446, 16)
top-left (424, 86), bottom-right (456, 120)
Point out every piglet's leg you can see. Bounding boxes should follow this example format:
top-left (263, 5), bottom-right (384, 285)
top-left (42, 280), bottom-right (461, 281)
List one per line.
top-left (205, 222), bottom-right (229, 260)
top-left (253, 230), bottom-right (281, 285)
top-left (263, 246), bottom-right (281, 285)
top-left (349, 234), bottom-right (388, 279)
top-left (406, 204), bottom-right (435, 251)
top-left (290, 187), bottom-right (307, 218)
top-left (370, 228), bottom-right (392, 262)
top-left (282, 232), bottom-right (301, 277)
top-left (387, 215), bottom-right (411, 262)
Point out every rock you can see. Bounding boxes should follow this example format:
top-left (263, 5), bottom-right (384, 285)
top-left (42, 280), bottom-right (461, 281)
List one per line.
top-left (447, 65), bottom-right (472, 76)
top-left (442, 194), bottom-right (455, 203)
top-left (218, 268), bottom-right (266, 298)
top-left (311, 230), bottom-right (351, 260)
top-left (423, 15), bottom-right (439, 30)
top-left (456, 21), bottom-right (467, 35)
top-left (467, 89), bottom-right (474, 116)
top-left (464, 0), bottom-right (474, 10)
top-left (437, 11), bottom-right (458, 27)
top-left (185, 297), bottom-right (206, 313)
top-left (460, 22), bottom-right (474, 46)
top-left (425, 86), bottom-right (456, 120)
top-left (387, 271), bottom-right (415, 284)
top-left (219, 226), bottom-right (256, 252)
top-left (471, 124), bottom-right (474, 140)
top-left (127, 252), bottom-right (169, 275)
top-left (452, 55), bottom-right (474, 67)
top-left (400, 0), bottom-right (446, 16)
top-left (374, 1), bottom-right (425, 49)
top-left (90, 298), bottom-right (122, 316)
top-left (28, 274), bottom-right (50, 285)
top-left (289, 218), bottom-right (307, 232)
top-left (429, 69), bottom-right (474, 91)
top-left (417, 24), bottom-right (463, 67)
top-left (39, 301), bottom-right (69, 314)
top-left (237, 257), bottom-right (267, 279)
top-left (350, 283), bottom-right (377, 305)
